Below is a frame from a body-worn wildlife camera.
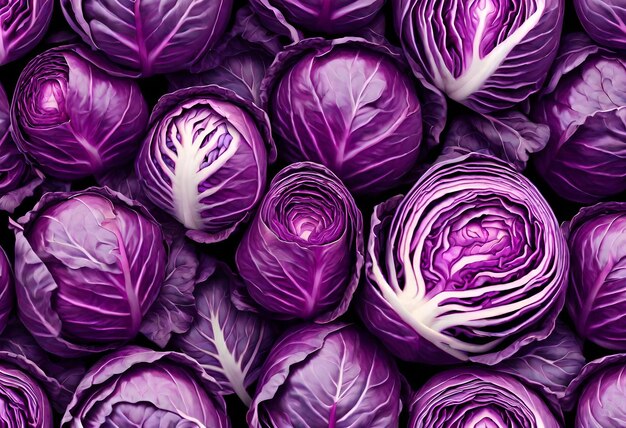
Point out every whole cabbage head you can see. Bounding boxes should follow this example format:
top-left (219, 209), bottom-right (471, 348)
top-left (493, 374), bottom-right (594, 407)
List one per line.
top-left (262, 37), bottom-right (446, 196)
top-left (11, 187), bottom-right (167, 357)
top-left (60, 0), bottom-right (234, 76)
top-left (0, 0), bottom-right (53, 65)
top-left (491, 319), bottom-right (585, 405)
top-left (236, 162), bottom-right (363, 322)
top-left (61, 346), bottom-right (231, 427)
top-left (248, 323), bottom-right (403, 428)
top-left (0, 83), bottom-right (43, 213)
top-left (562, 354), bottom-right (626, 427)
top-left (136, 85), bottom-right (275, 244)
top-left (359, 154), bottom-right (569, 364)
top-left (394, 0), bottom-right (564, 112)
top-left (11, 44), bottom-right (148, 180)
top-left (138, 228), bottom-right (200, 349)
top-left (248, 0), bottom-right (385, 41)
top-left (574, 0), bottom-right (626, 50)
top-left (563, 202), bottom-right (626, 350)
top-left (532, 33), bottom-right (626, 203)
top-left (174, 257), bottom-right (276, 406)
top-left (0, 246), bottom-right (13, 335)
top-left (409, 367), bottom-right (561, 427)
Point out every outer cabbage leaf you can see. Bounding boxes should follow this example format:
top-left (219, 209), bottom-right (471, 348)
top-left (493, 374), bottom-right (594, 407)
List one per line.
top-left (236, 162), bottom-right (363, 322)
top-left (359, 154), bottom-right (569, 364)
top-left (0, 83), bottom-right (43, 213)
top-left (532, 33), bottom-right (626, 202)
top-left (96, 167), bottom-right (154, 211)
top-left (0, 319), bottom-right (86, 413)
top-left (395, 0), bottom-right (564, 112)
top-left (408, 367), bottom-right (561, 427)
top-left (136, 85), bottom-right (275, 244)
top-left (61, 346), bottom-right (231, 427)
top-left (248, 0), bottom-right (385, 41)
top-left (492, 319), bottom-right (585, 404)
top-left (11, 44), bottom-right (148, 180)
top-left (562, 354), bottom-right (626, 427)
top-left (563, 202), bottom-right (626, 350)
top-left (169, 7), bottom-right (282, 105)
top-left (574, 0), bottom-right (626, 50)
top-left (139, 232), bottom-right (199, 348)
top-left (0, 0), bottom-right (53, 65)
top-left (174, 257), bottom-right (276, 406)
top-left (262, 37), bottom-right (446, 195)
top-left (248, 323), bottom-right (403, 428)
top-left (440, 109), bottom-right (549, 171)
top-left (60, 0), bottom-right (234, 76)
top-left (10, 187), bottom-right (167, 357)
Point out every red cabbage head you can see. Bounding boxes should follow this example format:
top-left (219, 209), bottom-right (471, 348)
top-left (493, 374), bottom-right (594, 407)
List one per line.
top-left (0, 0), bottom-right (53, 65)
top-left (262, 37), bottom-right (446, 196)
top-left (62, 347), bottom-right (230, 427)
top-left (60, 0), bottom-right (234, 76)
top-left (563, 202), bottom-right (626, 350)
top-left (532, 34), bottom-right (626, 203)
top-left (11, 45), bottom-right (148, 180)
top-left (409, 368), bottom-right (561, 427)
top-left (11, 188), bottom-right (167, 357)
top-left (394, 0), bottom-right (564, 112)
top-left (236, 162), bottom-right (363, 323)
top-left (136, 85), bottom-right (275, 244)
top-left (359, 154), bottom-right (569, 365)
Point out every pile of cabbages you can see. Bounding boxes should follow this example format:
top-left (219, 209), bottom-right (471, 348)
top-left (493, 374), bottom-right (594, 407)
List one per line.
top-left (0, 0), bottom-right (625, 426)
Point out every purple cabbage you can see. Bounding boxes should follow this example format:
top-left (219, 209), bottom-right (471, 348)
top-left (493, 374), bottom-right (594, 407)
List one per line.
top-left (574, 0), bottom-right (626, 50)
top-left (236, 162), bottom-right (363, 322)
top-left (0, 0), bottom-right (53, 65)
top-left (359, 154), bottom-right (569, 364)
top-left (174, 257), bottom-right (276, 406)
top-left (11, 44), bottom-right (148, 180)
top-left (394, 0), bottom-right (564, 112)
top-left (10, 187), bottom-right (167, 357)
top-left (408, 367), bottom-right (561, 427)
top-left (563, 202), bottom-right (626, 350)
top-left (248, 323), bottom-right (403, 428)
top-left (135, 85), bottom-right (275, 244)
top-left (61, 346), bottom-right (231, 427)
top-left (532, 33), bottom-right (626, 202)
top-left (60, 0), bottom-right (234, 76)
top-left (262, 37), bottom-right (446, 196)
